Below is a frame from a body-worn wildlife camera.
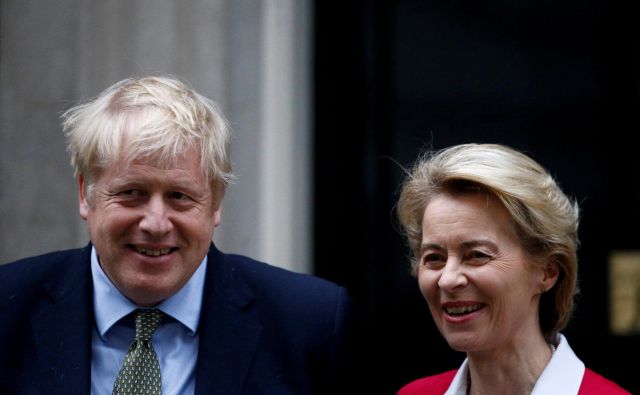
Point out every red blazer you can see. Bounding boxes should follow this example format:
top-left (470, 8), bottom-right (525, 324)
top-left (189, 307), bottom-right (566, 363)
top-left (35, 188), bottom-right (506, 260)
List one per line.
top-left (397, 368), bottom-right (631, 395)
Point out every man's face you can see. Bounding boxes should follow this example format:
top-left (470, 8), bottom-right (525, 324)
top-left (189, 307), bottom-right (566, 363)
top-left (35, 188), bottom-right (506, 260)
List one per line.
top-left (79, 147), bottom-right (221, 306)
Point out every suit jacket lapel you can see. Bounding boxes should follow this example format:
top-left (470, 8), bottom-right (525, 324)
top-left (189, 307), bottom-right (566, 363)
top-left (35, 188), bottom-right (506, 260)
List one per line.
top-left (31, 245), bottom-right (93, 395)
top-left (195, 245), bottom-right (262, 395)
top-left (27, 244), bottom-right (261, 394)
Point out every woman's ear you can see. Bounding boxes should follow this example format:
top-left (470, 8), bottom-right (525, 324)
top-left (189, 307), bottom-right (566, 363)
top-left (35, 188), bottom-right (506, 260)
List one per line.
top-left (540, 257), bottom-right (560, 293)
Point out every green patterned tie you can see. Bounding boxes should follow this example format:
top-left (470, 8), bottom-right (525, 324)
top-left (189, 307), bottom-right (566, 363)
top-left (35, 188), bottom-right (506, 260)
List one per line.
top-left (113, 308), bottom-right (164, 395)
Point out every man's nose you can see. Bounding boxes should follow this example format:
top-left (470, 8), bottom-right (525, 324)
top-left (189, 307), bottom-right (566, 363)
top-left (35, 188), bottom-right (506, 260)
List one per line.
top-left (139, 196), bottom-right (173, 236)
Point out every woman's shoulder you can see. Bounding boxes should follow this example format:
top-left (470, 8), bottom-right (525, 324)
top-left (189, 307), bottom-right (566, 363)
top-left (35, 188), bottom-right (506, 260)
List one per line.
top-left (578, 368), bottom-right (632, 395)
top-left (396, 370), bottom-right (458, 395)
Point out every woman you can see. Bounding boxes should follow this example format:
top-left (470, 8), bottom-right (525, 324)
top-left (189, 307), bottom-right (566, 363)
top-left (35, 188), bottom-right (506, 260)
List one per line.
top-left (395, 144), bottom-right (631, 394)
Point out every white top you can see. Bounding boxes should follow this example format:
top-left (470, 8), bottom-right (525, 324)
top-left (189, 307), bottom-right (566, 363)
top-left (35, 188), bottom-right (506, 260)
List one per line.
top-left (444, 334), bottom-right (585, 395)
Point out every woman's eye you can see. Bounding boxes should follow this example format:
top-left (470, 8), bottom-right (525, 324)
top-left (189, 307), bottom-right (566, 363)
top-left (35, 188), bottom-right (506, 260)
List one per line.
top-left (422, 253), bottom-right (445, 267)
top-left (467, 251), bottom-right (491, 264)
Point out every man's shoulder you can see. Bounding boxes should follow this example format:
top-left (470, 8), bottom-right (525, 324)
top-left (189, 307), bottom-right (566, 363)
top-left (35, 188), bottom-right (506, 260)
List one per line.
top-left (222, 251), bottom-right (341, 289)
top-left (214, 249), bottom-right (348, 306)
top-left (1, 247), bottom-right (86, 273)
top-left (0, 247), bottom-right (88, 294)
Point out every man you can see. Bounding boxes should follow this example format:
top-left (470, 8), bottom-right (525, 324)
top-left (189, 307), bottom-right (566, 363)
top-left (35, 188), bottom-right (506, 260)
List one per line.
top-left (0, 76), bottom-right (354, 394)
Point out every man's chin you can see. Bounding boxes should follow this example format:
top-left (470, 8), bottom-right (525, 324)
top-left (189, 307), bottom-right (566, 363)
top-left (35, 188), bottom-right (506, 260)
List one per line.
top-left (119, 278), bottom-right (179, 307)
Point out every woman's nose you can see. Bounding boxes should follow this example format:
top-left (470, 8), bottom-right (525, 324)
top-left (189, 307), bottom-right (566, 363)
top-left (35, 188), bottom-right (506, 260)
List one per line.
top-left (437, 259), bottom-right (468, 292)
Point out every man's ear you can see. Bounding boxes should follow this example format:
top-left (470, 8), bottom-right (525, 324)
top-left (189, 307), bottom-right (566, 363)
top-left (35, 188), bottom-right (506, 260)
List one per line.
top-left (78, 175), bottom-right (89, 220)
top-left (213, 205), bottom-right (222, 228)
top-left (211, 183), bottom-right (225, 228)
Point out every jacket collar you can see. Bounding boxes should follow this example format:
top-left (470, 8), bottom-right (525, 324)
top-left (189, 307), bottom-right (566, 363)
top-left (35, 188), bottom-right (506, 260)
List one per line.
top-left (32, 244), bottom-right (93, 395)
top-left (31, 243), bottom-right (262, 395)
top-left (194, 244), bottom-right (262, 395)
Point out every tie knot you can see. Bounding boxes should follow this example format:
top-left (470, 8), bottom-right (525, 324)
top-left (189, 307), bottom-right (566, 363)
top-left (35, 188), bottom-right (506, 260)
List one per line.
top-left (134, 308), bottom-right (163, 341)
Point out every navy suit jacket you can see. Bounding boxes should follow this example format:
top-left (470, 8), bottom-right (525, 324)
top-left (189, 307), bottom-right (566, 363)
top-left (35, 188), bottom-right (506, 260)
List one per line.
top-left (0, 244), bottom-right (355, 395)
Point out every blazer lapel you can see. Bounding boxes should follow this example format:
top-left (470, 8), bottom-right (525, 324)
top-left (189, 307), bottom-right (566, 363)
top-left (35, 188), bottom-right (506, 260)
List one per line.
top-left (195, 246), bottom-right (262, 395)
top-left (31, 246), bottom-right (93, 395)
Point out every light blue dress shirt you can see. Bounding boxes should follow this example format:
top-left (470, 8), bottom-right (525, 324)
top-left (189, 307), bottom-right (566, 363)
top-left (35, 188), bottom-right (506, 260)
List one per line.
top-left (90, 246), bottom-right (206, 395)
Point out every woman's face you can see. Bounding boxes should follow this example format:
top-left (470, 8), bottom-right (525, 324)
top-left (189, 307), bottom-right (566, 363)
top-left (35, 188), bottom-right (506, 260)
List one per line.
top-left (418, 192), bottom-right (548, 353)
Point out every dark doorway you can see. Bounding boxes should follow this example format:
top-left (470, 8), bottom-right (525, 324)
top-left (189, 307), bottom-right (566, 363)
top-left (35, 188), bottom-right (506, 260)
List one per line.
top-left (314, 1), bottom-right (639, 394)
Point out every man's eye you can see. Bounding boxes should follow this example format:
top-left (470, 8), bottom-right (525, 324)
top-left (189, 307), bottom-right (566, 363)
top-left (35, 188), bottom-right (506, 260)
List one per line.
top-left (121, 189), bottom-right (144, 196)
top-left (169, 192), bottom-right (188, 200)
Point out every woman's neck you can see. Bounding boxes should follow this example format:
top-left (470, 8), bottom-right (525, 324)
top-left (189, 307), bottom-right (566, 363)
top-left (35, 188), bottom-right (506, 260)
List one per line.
top-left (466, 336), bottom-right (554, 395)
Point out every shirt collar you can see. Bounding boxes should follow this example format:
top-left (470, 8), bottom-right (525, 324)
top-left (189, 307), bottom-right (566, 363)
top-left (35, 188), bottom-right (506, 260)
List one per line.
top-left (445, 359), bottom-right (469, 395)
top-left (532, 333), bottom-right (585, 394)
top-left (91, 246), bottom-right (207, 339)
top-left (444, 334), bottom-right (584, 395)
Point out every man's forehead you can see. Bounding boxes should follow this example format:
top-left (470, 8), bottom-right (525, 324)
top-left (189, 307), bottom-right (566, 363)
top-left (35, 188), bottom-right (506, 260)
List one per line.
top-left (109, 143), bottom-right (200, 170)
top-left (106, 159), bottom-right (205, 180)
